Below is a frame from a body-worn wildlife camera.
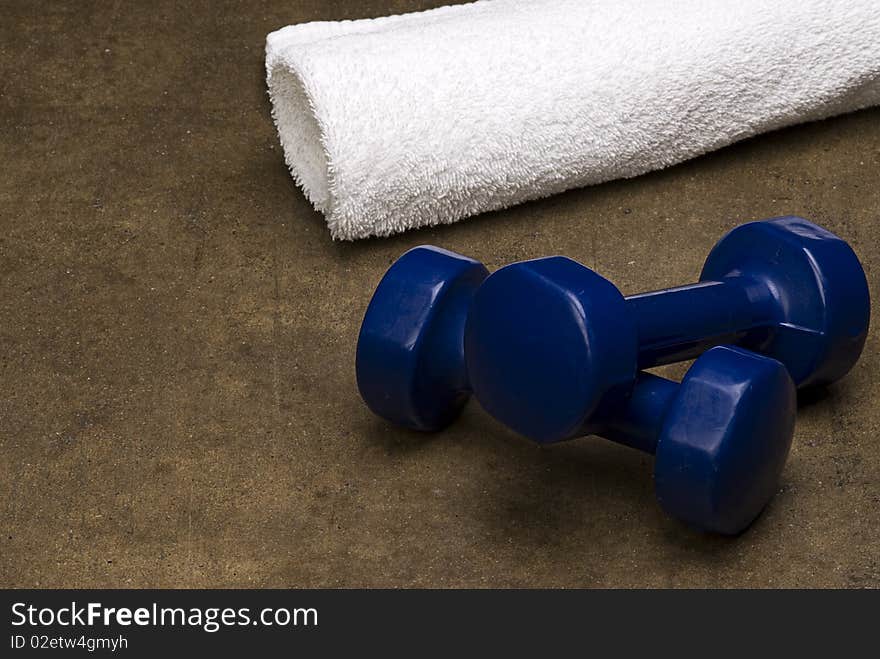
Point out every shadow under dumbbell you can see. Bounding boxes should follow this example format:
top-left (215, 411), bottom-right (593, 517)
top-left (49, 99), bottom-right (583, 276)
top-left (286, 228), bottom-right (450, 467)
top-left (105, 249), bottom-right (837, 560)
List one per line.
top-left (796, 384), bottom-right (838, 410)
top-left (454, 406), bottom-right (661, 543)
top-left (350, 375), bottom-right (851, 555)
top-left (475, 440), bottom-right (657, 541)
top-left (459, 394), bottom-right (797, 548)
top-left (470, 434), bottom-right (788, 568)
top-left (352, 415), bottom-right (450, 457)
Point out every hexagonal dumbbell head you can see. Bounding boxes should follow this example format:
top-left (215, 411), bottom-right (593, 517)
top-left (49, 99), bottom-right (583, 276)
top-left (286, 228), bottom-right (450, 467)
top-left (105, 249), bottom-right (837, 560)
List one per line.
top-left (356, 246), bottom-right (488, 431)
top-left (464, 255), bottom-right (638, 443)
top-left (652, 346), bottom-right (795, 535)
top-left (700, 216), bottom-right (870, 387)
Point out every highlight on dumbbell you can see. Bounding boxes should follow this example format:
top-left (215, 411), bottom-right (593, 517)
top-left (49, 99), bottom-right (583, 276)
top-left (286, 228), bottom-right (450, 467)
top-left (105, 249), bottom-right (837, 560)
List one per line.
top-left (465, 215), bottom-right (869, 442)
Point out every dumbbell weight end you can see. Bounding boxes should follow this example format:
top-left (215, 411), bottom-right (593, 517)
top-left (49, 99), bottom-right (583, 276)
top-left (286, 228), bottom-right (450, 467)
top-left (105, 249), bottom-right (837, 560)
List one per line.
top-left (356, 246), bottom-right (488, 431)
top-left (594, 346), bottom-right (796, 535)
top-left (627, 216), bottom-right (870, 386)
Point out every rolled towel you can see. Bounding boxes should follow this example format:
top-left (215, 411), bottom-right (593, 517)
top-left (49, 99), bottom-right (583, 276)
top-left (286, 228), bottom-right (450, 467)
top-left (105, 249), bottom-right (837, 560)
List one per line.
top-left (265, 0), bottom-right (880, 240)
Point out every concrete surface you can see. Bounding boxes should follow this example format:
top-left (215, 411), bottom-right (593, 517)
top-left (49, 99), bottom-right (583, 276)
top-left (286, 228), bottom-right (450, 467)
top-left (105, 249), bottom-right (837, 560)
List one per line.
top-left (1, 1), bottom-right (878, 588)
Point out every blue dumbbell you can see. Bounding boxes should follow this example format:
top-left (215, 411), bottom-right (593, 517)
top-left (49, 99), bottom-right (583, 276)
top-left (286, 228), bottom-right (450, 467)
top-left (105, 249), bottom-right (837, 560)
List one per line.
top-left (564, 345), bottom-right (794, 534)
top-left (465, 215), bottom-right (869, 443)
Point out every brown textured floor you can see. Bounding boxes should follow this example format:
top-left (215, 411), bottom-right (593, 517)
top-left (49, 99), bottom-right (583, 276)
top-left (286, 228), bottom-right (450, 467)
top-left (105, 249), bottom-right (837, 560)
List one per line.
top-left (1, 0), bottom-right (878, 588)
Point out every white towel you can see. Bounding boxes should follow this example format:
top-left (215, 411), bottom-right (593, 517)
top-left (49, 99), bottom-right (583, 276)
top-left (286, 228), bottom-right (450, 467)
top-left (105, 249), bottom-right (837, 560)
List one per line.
top-left (266, 0), bottom-right (880, 240)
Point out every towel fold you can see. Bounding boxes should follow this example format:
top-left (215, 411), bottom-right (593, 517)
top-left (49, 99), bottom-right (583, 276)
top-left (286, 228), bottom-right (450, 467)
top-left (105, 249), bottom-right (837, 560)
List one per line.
top-left (266, 0), bottom-right (880, 240)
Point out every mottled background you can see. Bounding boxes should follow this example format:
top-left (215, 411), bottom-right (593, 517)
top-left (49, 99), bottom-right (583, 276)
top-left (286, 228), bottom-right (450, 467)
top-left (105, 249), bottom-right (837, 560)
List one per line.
top-left (1, 1), bottom-right (877, 588)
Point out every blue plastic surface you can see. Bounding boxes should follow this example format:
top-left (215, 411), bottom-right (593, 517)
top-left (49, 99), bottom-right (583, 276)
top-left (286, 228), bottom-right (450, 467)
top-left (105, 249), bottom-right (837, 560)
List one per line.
top-left (650, 346), bottom-right (795, 535)
top-left (629, 216), bottom-right (870, 385)
top-left (355, 246), bottom-right (488, 431)
top-left (463, 256), bottom-right (638, 443)
top-left (463, 215), bottom-right (867, 443)
top-left (698, 216), bottom-right (871, 386)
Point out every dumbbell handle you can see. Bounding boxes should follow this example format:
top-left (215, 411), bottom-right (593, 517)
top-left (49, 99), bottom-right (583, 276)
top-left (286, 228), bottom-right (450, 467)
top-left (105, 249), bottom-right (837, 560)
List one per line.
top-left (601, 372), bottom-right (677, 454)
top-left (627, 277), bottom-right (777, 369)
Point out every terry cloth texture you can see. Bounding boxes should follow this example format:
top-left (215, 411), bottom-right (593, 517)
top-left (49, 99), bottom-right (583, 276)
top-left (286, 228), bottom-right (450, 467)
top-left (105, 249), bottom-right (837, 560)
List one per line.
top-left (265, 0), bottom-right (880, 240)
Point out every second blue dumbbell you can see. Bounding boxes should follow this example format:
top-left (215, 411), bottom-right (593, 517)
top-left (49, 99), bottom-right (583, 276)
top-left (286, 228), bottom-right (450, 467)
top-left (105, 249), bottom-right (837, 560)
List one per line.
top-left (465, 215), bottom-right (869, 442)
